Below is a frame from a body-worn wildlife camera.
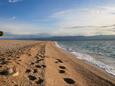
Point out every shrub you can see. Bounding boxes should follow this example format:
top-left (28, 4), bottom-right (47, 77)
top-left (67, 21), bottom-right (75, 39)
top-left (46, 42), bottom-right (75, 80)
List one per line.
top-left (0, 31), bottom-right (3, 36)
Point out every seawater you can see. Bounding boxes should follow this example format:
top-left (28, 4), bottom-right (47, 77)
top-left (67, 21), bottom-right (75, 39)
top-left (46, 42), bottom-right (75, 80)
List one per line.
top-left (56, 40), bottom-right (115, 76)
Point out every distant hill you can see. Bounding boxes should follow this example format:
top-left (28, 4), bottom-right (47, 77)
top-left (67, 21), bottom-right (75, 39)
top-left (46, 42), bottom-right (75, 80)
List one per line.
top-left (13, 35), bottom-right (115, 41)
top-left (48, 35), bottom-right (115, 41)
top-left (0, 32), bottom-right (51, 40)
top-left (0, 32), bottom-right (115, 41)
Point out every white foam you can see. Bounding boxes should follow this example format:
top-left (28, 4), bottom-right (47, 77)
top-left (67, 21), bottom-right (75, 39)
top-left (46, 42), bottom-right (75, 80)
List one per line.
top-left (71, 51), bottom-right (94, 61)
top-left (55, 42), bottom-right (115, 76)
top-left (71, 51), bottom-right (115, 76)
top-left (54, 42), bottom-right (62, 48)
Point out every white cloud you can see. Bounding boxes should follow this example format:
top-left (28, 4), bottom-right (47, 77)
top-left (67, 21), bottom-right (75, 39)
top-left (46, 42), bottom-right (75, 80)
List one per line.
top-left (0, 21), bottom-right (43, 35)
top-left (8, 0), bottom-right (22, 3)
top-left (52, 27), bottom-right (115, 36)
top-left (1, 5), bottom-right (115, 36)
top-left (52, 7), bottom-right (115, 26)
top-left (50, 6), bottom-right (115, 36)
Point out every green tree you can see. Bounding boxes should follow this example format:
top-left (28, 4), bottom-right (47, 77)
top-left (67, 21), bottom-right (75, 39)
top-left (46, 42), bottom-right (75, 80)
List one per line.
top-left (0, 31), bottom-right (3, 36)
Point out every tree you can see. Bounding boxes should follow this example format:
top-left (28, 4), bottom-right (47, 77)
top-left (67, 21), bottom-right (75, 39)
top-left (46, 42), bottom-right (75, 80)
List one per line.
top-left (0, 31), bottom-right (3, 36)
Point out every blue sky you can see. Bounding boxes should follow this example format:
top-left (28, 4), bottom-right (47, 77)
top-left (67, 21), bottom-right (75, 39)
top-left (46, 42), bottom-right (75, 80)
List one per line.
top-left (0, 0), bottom-right (115, 36)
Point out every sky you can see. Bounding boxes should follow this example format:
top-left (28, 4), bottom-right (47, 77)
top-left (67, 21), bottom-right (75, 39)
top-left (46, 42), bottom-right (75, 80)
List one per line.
top-left (0, 0), bottom-right (115, 36)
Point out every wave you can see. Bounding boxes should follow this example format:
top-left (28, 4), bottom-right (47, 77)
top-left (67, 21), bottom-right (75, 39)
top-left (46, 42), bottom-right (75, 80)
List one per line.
top-left (71, 51), bottom-right (115, 76)
top-left (54, 41), bottom-right (62, 48)
top-left (55, 41), bottom-right (115, 76)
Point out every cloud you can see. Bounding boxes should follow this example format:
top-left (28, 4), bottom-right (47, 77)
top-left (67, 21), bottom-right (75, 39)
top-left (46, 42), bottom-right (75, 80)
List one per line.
top-left (8, 0), bottom-right (22, 3)
top-left (51, 27), bottom-right (115, 36)
top-left (65, 24), bottom-right (115, 29)
top-left (50, 6), bottom-right (115, 36)
top-left (0, 21), bottom-right (44, 35)
top-left (1, 4), bottom-right (115, 36)
top-left (52, 7), bottom-right (115, 26)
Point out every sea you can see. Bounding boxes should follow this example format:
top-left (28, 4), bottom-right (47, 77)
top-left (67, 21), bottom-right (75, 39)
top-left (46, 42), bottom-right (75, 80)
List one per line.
top-left (56, 40), bottom-right (115, 76)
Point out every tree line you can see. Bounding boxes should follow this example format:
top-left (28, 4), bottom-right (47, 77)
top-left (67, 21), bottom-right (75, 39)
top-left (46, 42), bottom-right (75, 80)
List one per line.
top-left (0, 31), bottom-right (3, 36)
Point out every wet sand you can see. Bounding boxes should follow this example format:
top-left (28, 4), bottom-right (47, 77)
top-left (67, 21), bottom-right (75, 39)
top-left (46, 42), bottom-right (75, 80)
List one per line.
top-left (0, 40), bottom-right (114, 86)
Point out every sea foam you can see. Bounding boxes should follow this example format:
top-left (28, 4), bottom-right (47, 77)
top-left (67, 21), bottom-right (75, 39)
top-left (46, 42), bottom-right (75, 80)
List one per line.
top-left (55, 42), bottom-right (115, 76)
top-left (73, 51), bottom-right (115, 75)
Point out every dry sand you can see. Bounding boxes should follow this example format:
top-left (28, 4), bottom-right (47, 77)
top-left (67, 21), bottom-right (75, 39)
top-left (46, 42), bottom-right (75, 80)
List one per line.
top-left (0, 40), bottom-right (114, 86)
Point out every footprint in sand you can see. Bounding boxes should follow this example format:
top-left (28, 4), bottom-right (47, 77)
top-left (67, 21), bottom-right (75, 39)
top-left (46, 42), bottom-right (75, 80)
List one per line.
top-left (0, 60), bottom-right (8, 65)
top-left (35, 60), bottom-right (40, 63)
top-left (18, 60), bottom-right (21, 61)
top-left (35, 56), bottom-right (39, 59)
top-left (41, 65), bottom-right (46, 68)
top-left (59, 66), bottom-right (66, 69)
top-left (55, 61), bottom-right (58, 63)
top-left (57, 62), bottom-right (76, 85)
top-left (28, 75), bottom-right (37, 81)
top-left (16, 57), bottom-right (20, 58)
top-left (55, 59), bottom-right (63, 64)
top-left (14, 84), bottom-right (18, 86)
top-left (0, 69), bottom-right (9, 75)
top-left (33, 69), bottom-right (37, 73)
top-left (25, 69), bottom-right (31, 73)
top-left (35, 59), bottom-right (44, 63)
top-left (7, 58), bottom-right (11, 60)
top-left (59, 70), bottom-right (65, 74)
top-left (35, 65), bottom-right (41, 68)
top-left (38, 55), bottom-right (45, 58)
top-left (56, 59), bottom-right (63, 63)
top-left (16, 62), bottom-right (20, 65)
top-left (63, 78), bottom-right (75, 84)
top-left (31, 62), bottom-right (34, 65)
top-left (27, 53), bottom-right (31, 56)
top-left (35, 77), bottom-right (44, 84)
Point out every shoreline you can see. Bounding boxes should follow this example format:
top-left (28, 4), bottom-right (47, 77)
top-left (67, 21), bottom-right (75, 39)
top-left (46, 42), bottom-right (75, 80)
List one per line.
top-left (0, 40), bottom-right (114, 86)
top-left (55, 41), bottom-right (115, 76)
top-left (52, 41), bottom-right (115, 85)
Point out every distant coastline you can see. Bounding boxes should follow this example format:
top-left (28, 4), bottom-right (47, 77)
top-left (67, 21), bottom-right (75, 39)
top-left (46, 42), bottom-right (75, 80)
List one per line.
top-left (1, 35), bottom-right (115, 41)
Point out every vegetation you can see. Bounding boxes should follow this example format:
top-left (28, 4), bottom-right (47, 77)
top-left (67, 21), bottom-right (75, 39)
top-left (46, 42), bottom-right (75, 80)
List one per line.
top-left (0, 31), bottom-right (3, 36)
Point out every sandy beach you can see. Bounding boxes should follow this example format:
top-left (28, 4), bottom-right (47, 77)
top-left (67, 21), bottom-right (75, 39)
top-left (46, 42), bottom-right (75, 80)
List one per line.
top-left (0, 40), bottom-right (114, 86)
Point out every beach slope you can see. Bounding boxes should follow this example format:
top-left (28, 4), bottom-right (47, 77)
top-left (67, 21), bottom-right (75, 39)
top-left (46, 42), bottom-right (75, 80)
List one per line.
top-left (0, 40), bottom-right (114, 86)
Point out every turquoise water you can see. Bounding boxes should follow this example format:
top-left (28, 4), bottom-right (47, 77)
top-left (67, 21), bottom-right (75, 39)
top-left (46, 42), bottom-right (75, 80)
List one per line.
top-left (57, 40), bottom-right (115, 76)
